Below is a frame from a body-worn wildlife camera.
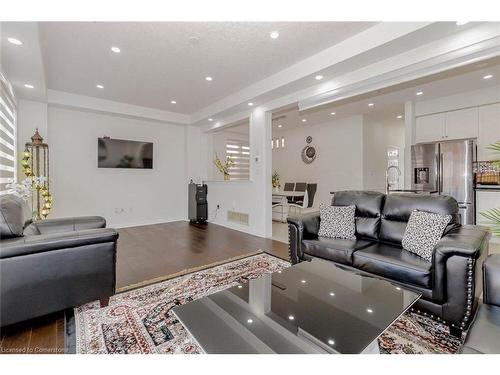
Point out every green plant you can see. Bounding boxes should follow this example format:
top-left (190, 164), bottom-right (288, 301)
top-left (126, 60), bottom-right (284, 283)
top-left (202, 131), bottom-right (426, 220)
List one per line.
top-left (480, 141), bottom-right (500, 235)
top-left (272, 171), bottom-right (280, 189)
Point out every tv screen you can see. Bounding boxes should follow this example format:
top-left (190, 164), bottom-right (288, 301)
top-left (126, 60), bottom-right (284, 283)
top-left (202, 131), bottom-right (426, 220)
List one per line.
top-left (98, 138), bottom-right (153, 169)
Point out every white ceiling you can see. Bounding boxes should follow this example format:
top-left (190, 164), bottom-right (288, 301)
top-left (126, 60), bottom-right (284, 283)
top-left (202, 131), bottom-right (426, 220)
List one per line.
top-left (272, 57), bottom-right (500, 136)
top-left (31, 22), bottom-right (375, 114)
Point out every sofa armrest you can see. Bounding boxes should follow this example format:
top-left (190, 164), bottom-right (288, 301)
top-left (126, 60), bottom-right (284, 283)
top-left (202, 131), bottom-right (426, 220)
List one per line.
top-left (0, 228), bottom-right (119, 259)
top-left (287, 212), bottom-right (320, 264)
top-left (484, 254), bottom-right (500, 307)
top-left (432, 225), bottom-right (490, 329)
top-left (23, 216), bottom-right (107, 235)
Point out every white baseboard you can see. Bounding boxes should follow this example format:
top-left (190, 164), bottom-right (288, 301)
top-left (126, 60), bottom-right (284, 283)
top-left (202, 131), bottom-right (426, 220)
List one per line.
top-left (110, 217), bottom-right (185, 229)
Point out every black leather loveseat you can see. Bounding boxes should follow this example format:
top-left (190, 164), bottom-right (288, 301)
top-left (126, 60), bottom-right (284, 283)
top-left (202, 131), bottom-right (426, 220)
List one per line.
top-left (0, 194), bottom-right (119, 327)
top-left (288, 191), bottom-right (490, 335)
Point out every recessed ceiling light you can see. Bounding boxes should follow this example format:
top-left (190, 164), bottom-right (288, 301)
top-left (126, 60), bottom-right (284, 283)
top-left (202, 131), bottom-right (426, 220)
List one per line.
top-left (237, 285), bottom-right (242, 289)
top-left (397, 115), bottom-right (403, 119)
top-left (110, 46), bottom-right (121, 53)
top-left (456, 21), bottom-right (469, 26)
top-left (7, 37), bottom-right (22, 46)
top-left (301, 279), bottom-right (306, 284)
top-left (248, 102), bottom-right (254, 106)
top-left (368, 103), bottom-right (374, 107)
top-left (328, 339), bottom-right (335, 346)
top-left (247, 318), bottom-right (253, 324)
top-left (278, 124), bottom-right (283, 128)
top-left (301, 119), bottom-right (307, 123)
top-left (269, 31), bottom-right (280, 40)
top-left (396, 287), bottom-right (402, 291)
top-left (315, 75), bottom-right (323, 81)
top-left (205, 76), bottom-right (213, 82)
top-left (330, 112), bottom-right (336, 116)
top-left (171, 100), bottom-right (177, 104)
top-left (329, 292), bottom-right (335, 296)
top-left (367, 308), bottom-right (374, 313)
top-left (416, 91), bottom-right (423, 96)
top-left (208, 118), bottom-right (214, 122)
top-left (288, 315), bottom-right (295, 321)
top-left (24, 84), bottom-right (34, 89)
top-left (277, 270), bottom-right (282, 273)
top-left (96, 84), bottom-right (104, 89)
top-left (483, 74), bottom-right (493, 80)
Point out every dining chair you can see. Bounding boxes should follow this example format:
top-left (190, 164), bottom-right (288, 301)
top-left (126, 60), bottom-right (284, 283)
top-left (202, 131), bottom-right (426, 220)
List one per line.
top-left (283, 182), bottom-right (295, 203)
top-left (289, 183), bottom-right (317, 214)
top-left (292, 182), bottom-right (307, 203)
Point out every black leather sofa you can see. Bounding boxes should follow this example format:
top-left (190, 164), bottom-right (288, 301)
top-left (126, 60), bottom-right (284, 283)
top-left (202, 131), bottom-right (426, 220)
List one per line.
top-left (0, 194), bottom-right (119, 327)
top-left (461, 254), bottom-right (500, 353)
top-left (288, 191), bottom-right (490, 335)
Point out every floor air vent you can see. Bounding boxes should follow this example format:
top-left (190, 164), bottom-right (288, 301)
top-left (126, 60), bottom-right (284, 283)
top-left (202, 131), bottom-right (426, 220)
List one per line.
top-left (227, 210), bottom-right (249, 225)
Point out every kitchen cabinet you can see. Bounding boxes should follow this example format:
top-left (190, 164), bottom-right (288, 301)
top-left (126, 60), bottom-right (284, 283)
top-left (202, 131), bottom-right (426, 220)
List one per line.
top-left (476, 190), bottom-right (500, 243)
top-left (478, 103), bottom-right (500, 161)
top-left (415, 108), bottom-right (479, 143)
top-left (415, 113), bottom-right (445, 143)
top-left (445, 107), bottom-right (478, 140)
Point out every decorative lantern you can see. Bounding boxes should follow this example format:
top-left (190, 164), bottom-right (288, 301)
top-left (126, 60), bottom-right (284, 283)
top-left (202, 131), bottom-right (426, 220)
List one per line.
top-left (24, 128), bottom-right (52, 220)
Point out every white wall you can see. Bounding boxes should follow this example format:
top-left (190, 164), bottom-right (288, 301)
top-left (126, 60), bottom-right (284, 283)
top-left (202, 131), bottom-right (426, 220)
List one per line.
top-left (362, 114), bottom-right (405, 193)
top-left (272, 115), bottom-right (364, 207)
top-left (40, 106), bottom-right (187, 228)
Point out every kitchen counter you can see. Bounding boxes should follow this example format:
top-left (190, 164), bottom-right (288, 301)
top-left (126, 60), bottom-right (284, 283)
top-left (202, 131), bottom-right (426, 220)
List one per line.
top-left (475, 185), bottom-right (500, 192)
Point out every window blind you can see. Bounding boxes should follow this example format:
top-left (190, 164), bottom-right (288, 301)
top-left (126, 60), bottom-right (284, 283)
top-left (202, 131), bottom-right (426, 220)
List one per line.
top-left (225, 139), bottom-right (250, 180)
top-left (0, 72), bottom-right (17, 193)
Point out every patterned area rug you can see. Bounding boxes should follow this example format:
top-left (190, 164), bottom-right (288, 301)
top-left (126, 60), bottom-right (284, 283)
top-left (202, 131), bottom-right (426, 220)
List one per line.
top-left (74, 252), bottom-right (463, 354)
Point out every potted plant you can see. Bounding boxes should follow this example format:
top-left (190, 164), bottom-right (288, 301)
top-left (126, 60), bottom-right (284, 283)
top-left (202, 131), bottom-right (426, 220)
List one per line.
top-left (272, 171), bottom-right (281, 191)
top-left (214, 153), bottom-right (234, 181)
top-left (480, 141), bottom-right (500, 237)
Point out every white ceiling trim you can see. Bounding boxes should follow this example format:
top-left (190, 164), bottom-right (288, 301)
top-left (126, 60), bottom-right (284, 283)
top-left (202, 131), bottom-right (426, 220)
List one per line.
top-left (190, 22), bottom-right (432, 124)
top-left (47, 89), bottom-right (190, 124)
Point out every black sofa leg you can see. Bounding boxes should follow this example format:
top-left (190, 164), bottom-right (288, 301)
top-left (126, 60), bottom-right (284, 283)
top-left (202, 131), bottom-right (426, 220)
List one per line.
top-left (449, 325), bottom-right (463, 338)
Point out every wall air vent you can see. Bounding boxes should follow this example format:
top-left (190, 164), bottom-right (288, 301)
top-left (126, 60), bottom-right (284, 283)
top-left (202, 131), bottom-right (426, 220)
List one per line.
top-left (227, 210), bottom-right (249, 225)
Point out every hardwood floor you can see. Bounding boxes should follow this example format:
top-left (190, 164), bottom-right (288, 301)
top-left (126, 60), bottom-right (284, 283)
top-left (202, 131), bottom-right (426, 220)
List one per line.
top-left (0, 221), bottom-right (288, 354)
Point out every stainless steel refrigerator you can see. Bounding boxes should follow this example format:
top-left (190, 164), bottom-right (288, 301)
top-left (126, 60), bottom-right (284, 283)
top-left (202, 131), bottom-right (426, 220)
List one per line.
top-left (411, 139), bottom-right (476, 224)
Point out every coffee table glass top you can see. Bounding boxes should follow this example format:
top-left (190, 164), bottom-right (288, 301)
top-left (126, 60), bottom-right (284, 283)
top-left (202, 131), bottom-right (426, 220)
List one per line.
top-left (173, 258), bottom-right (421, 354)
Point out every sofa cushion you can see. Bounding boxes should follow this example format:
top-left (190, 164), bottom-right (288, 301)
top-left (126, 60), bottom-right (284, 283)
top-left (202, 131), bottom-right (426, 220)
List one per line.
top-left (303, 237), bottom-right (373, 265)
top-left (402, 210), bottom-right (451, 261)
top-left (332, 191), bottom-right (385, 240)
top-left (318, 204), bottom-right (356, 240)
top-left (379, 193), bottom-right (459, 245)
top-left (461, 305), bottom-right (500, 354)
top-left (0, 194), bottom-right (26, 239)
top-left (353, 242), bottom-right (433, 288)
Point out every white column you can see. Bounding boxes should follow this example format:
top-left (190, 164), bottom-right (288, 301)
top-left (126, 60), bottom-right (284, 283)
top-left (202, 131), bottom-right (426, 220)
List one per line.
top-left (250, 108), bottom-right (272, 238)
top-left (404, 101), bottom-right (415, 189)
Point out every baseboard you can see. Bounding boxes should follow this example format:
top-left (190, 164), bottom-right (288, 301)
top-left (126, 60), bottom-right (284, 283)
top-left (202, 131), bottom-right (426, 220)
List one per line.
top-left (110, 217), bottom-right (186, 229)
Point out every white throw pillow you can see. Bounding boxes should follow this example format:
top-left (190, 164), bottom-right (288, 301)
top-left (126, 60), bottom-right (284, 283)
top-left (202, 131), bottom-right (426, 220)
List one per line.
top-left (402, 210), bottom-right (452, 262)
top-left (318, 204), bottom-right (356, 240)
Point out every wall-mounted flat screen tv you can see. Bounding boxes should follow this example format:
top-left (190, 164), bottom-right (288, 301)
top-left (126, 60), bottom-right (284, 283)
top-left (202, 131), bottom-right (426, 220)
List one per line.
top-left (98, 138), bottom-right (153, 169)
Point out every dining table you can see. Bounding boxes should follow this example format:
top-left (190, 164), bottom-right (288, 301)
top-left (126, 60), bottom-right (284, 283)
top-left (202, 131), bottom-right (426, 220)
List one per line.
top-left (272, 190), bottom-right (305, 222)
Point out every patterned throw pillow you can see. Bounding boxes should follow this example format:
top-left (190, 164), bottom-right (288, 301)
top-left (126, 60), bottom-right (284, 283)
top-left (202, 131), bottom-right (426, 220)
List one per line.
top-left (318, 204), bottom-right (356, 240)
top-left (402, 210), bottom-right (452, 262)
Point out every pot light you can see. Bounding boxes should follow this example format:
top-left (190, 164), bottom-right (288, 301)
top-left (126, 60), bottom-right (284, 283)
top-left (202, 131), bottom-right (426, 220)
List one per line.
top-left (397, 115), bottom-right (403, 119)
top-left (329, 292), bottom-right (335, 297)
top-left (96, 84), bottom-right (104, 89)
top-left (269, 31), bottom-right (280, 39)
top-left (456, 21), bottom-right (469, 26)
top-left (416, 91), bottom-right (423, 96)
top-left (368, 103), bottom-right (374, 107)
top-left (277, 270), bottom-right (282, 273)
top-left (330, 112), bottom-right (336, 116)
top-left (366, 308), bottom-right (374, 314)
top-left (171, 100), bottom-right (177, 104)
top-left (396, 287), bottom-right (401, 291)
top-left (483, 74), bottom-right (493, 80)
top-left (278, 124), bottom-right (283, 128)
top-left (301, 279), bottom-right (306, 284)
top-left (7, 37), bottom-right (22, 45)
top-left (24, 84), bottom-right (34, 89)
top-left (315, 75), bottom-right (323, 81)
top-left (301, 119), bottom-right (307, 123)
top-left (288, 315), bottom-right (295, 321)
top-left (208, 118), bottom-right (214, 122)
top-left (110, 46), bottom-right (121, 53)
top-left (205, 76), bottom-right (213, 81)
top-left (247, 319), bottom-right (253, 324)
top-left (237, 285), bottom-right (242, 289)
top-left (248, 102), bottom-right (254, 106)
top-left (328, 339), bottom-right (335, 346)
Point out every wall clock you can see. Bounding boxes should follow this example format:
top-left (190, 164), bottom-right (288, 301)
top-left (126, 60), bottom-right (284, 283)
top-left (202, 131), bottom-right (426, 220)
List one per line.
top-left (301, 136), bottom-right (316, 164)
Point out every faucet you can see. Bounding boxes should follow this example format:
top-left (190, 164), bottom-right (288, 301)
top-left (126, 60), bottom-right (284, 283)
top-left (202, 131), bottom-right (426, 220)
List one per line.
top-left (386, 165), bottom-right (402, 194)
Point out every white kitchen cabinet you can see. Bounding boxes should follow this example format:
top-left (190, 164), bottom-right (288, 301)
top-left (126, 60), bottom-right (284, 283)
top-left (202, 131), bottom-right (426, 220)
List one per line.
top-left (478, 103), bottom-right (500, 161)
top-left (445, 107), bottom-right (479, 140)
top-left (476, 190), bottom-right (500, 243)
top-left (415, 113), bottom-right (445, 143)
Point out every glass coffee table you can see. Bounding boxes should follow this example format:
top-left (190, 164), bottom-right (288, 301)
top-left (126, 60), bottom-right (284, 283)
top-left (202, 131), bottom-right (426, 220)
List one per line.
top-left (172, 258), bottom-right (421, 354)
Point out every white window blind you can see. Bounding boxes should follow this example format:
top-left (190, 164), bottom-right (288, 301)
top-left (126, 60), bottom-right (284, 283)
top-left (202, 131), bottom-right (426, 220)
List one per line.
top-left (226, 139), bottom-right (250, 180)
top-left (0, 72), bottom-right (17, 193)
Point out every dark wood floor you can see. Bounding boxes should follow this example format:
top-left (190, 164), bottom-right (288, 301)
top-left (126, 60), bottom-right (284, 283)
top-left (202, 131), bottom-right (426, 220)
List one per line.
top-left (0, 221), bottom-right (288, 354)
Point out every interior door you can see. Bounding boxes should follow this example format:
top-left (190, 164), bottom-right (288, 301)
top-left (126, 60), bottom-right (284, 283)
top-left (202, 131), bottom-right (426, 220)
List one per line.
top-left (439, 140), bottom-right (474, 204)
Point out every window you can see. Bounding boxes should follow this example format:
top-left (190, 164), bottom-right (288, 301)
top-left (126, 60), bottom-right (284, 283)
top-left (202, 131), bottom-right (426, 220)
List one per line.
top-left (226, 139), bottom-right (250, 180)
top-left (0, 72), bottom-right (17, 193)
